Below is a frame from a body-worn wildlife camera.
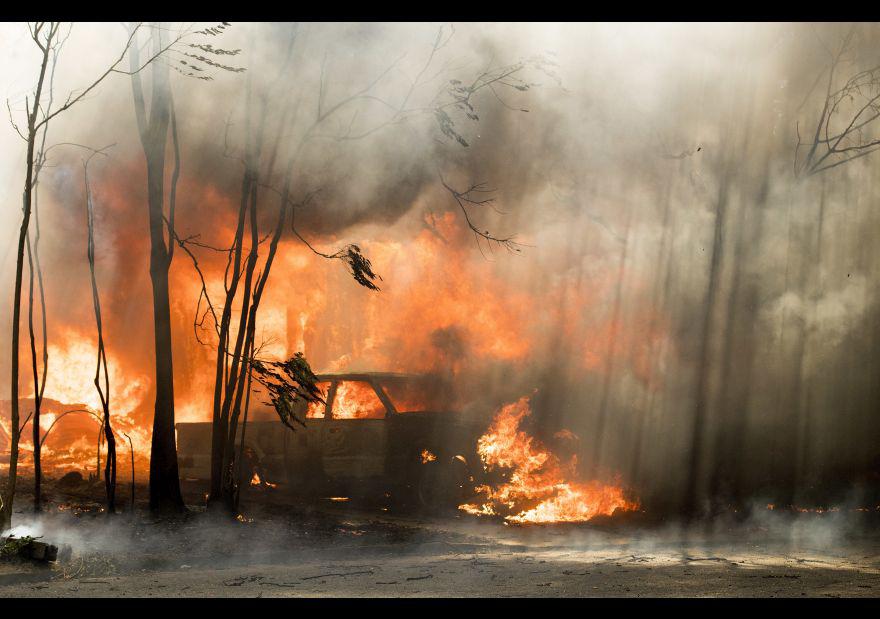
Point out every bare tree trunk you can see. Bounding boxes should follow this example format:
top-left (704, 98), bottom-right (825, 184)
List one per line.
top-left (1, 28), bottom-right (53, 531)
top-left (124, 432), bottom-right (135, 512)
top-left (84, 154), bottom-right (116, 513)
top-left (1, 23), bottom-right (149, 525)
top-left (208, 122), bottom-right (256, 504)
top-left (129, 24), bottom-right (184, 513)
top-left (26, 234), bottom-right (41, 512)
top-left (26, 36), bottom-right (60, 515)
top-left (630, 178), bottom-right (675, 484)
top-left (222, 167), bottom-right (293, 509)
top-left (233, 338), bottom-right (255, 512)
top-left (682, 168), bottom-right (731, 518)
top-left (209, 101), bottom-right (292, 510)
top-left (590, 203), bottom-right (633, 474)
top-left (796, 175), bottom-right (827, 496)
top-left (208, 76), bottom-right (267, 508)
top-left (218, 163), bottom-right (291, 511)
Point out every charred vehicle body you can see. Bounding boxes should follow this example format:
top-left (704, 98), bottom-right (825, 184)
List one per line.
top-left (176, 373), bottom-right (485, 508)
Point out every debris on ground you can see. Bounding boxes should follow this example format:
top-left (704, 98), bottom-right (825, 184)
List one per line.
top-left (0, 535), bottom-right (66, 563)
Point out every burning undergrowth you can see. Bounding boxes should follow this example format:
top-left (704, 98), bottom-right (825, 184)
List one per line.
top-left (0, 184), bottom-right (666, 484)
top-left (0, 22), bottom-right (878, 542)
top-left (460, 396), bottom-right (639, 524)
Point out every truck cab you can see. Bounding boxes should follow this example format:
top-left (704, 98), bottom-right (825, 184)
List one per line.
top-left (176, 372), bottom-right (483, 508)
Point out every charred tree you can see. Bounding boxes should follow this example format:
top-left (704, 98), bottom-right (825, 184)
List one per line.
top-left (83, 148), bottom-right (117, 513)
top-left (123, 432), bottom-right (135, 512)
top-left (1, 22), bottom-right (56, 533)
top-left (127, 21), bottom-right (243, 512)
top-left (25, 29), bottom-right (66, 514)
top-left (682, 165), bottom-right (732, 519)
top-left (128, 24), bottom-right (185, 513)
top-left (590, 203), bottom-right (633, 474)
top-left (1, 20), bottom-right (173, 530)
top-left (169, 24), bottom-right (543, 514)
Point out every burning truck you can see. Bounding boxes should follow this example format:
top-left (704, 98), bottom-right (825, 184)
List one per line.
top-left (176, 372), bottom-right (640, 522)
top-left (176, 372), bottom-right (485, 510)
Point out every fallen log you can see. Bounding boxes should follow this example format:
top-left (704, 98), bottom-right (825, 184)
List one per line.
top-left (0, 535), bottom-right (61, 563)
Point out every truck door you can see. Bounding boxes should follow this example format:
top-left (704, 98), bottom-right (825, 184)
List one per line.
top-left (283, 381), bottom-right (331, 487)
top-left (320, 379), bottom-right (389, 479)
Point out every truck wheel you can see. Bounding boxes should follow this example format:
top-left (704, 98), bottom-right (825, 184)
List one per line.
top-left (417, 457), bottom-right (469, 513)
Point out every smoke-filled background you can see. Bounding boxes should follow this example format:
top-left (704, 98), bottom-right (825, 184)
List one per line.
top-left (0, 22), bottom-right (878, 515)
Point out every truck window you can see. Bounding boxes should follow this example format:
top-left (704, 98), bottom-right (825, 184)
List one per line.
top-left (381, 379), bottom-right (444, 413)
top-left (306, 381), bottom-right (332, 418)
top-left (331, 381), bottom-right (386, 419)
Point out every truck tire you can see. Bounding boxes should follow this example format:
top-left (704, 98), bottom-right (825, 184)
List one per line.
top-left (417, 456), bottom-right (469, 513)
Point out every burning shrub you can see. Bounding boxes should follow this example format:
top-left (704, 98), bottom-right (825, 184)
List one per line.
top-left (459, 396), bottom-right (639, 524)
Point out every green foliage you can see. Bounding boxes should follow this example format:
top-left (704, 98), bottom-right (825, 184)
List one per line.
top-left (0, 536), bottom-right (34, 558)
top-left (183, 54), bottom-right (246, 74)
top-left (171, 23), bottom-right (246, 81)
top-left (435, 108), bottom-right (469, 148)
top-left (195, 22), bottom-right (232, 37)
top-left (340, 245), bottom-right (382, 291)
top-left (189, 43), bottom-right (241, 56)
top-left (251, 353), bottom-right (325, 430)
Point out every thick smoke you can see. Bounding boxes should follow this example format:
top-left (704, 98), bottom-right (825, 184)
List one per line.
top-left (0, 22), bottom-right (879, 515)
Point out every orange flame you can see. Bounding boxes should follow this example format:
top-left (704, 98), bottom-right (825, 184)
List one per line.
top-left (0, 168), bottom-right (668, 481)
top-left (331, 381), bottom-right (385, 419)
top-left (460, 396), bottom-right (639, 524)
top-left (248, 471), bottom-right (277, 488)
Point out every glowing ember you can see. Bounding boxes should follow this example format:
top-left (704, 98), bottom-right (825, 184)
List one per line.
top-left (421, 449), bottom-right (437, 464)
top-left (248, 472), bottom-right (277, 488)
top-left (459, 396), bottom-right (639, 524)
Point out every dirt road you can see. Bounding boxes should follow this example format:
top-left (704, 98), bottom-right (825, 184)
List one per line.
top-left (1, 489), bottom-right (879, 597)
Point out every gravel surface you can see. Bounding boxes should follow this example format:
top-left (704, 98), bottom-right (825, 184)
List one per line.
top-left (1, 480), bottom-right (878, 597)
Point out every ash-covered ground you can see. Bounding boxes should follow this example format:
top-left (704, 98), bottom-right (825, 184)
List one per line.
top-left (0, 475), bottom-right (878, 597)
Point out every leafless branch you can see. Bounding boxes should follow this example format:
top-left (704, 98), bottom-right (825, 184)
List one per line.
top-left (439, 175), bottom-right (528, 255)
top-left (795, 27), bottom-right (880, 177)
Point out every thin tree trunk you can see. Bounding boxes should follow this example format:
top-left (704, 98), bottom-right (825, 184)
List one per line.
top-left (1, 30), bottom-right (52, 531)
top-left (233, 338), bottom-right (256, 512)
top-left (682, 168), bottom-right (731, 518)
top-left (26, 234), bottom-right (40, 511)
top-left (124, 432), bottom-right (134, 512)
top-left (590, 202), bottom-right (633, 474)
top-left (216, 150), bottom-right (292, 511)
top-left (630, 178), bottom-right (675, 484)
top-left (27, 38), bottom-right (58, 515)
top-left (85, 155), bottom-right (116, 513)
top-left (209, 76), bottom-right (263, 507)
top-left (208, 94), bottom-right (256, 502)
top-left (130, 24), bottom-right (184, 512)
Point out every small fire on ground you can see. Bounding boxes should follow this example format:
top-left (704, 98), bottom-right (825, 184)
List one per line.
top-left (249, 472), bottom-right (277, 488)
top-left (459, 396), bottom-right (639, 524)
